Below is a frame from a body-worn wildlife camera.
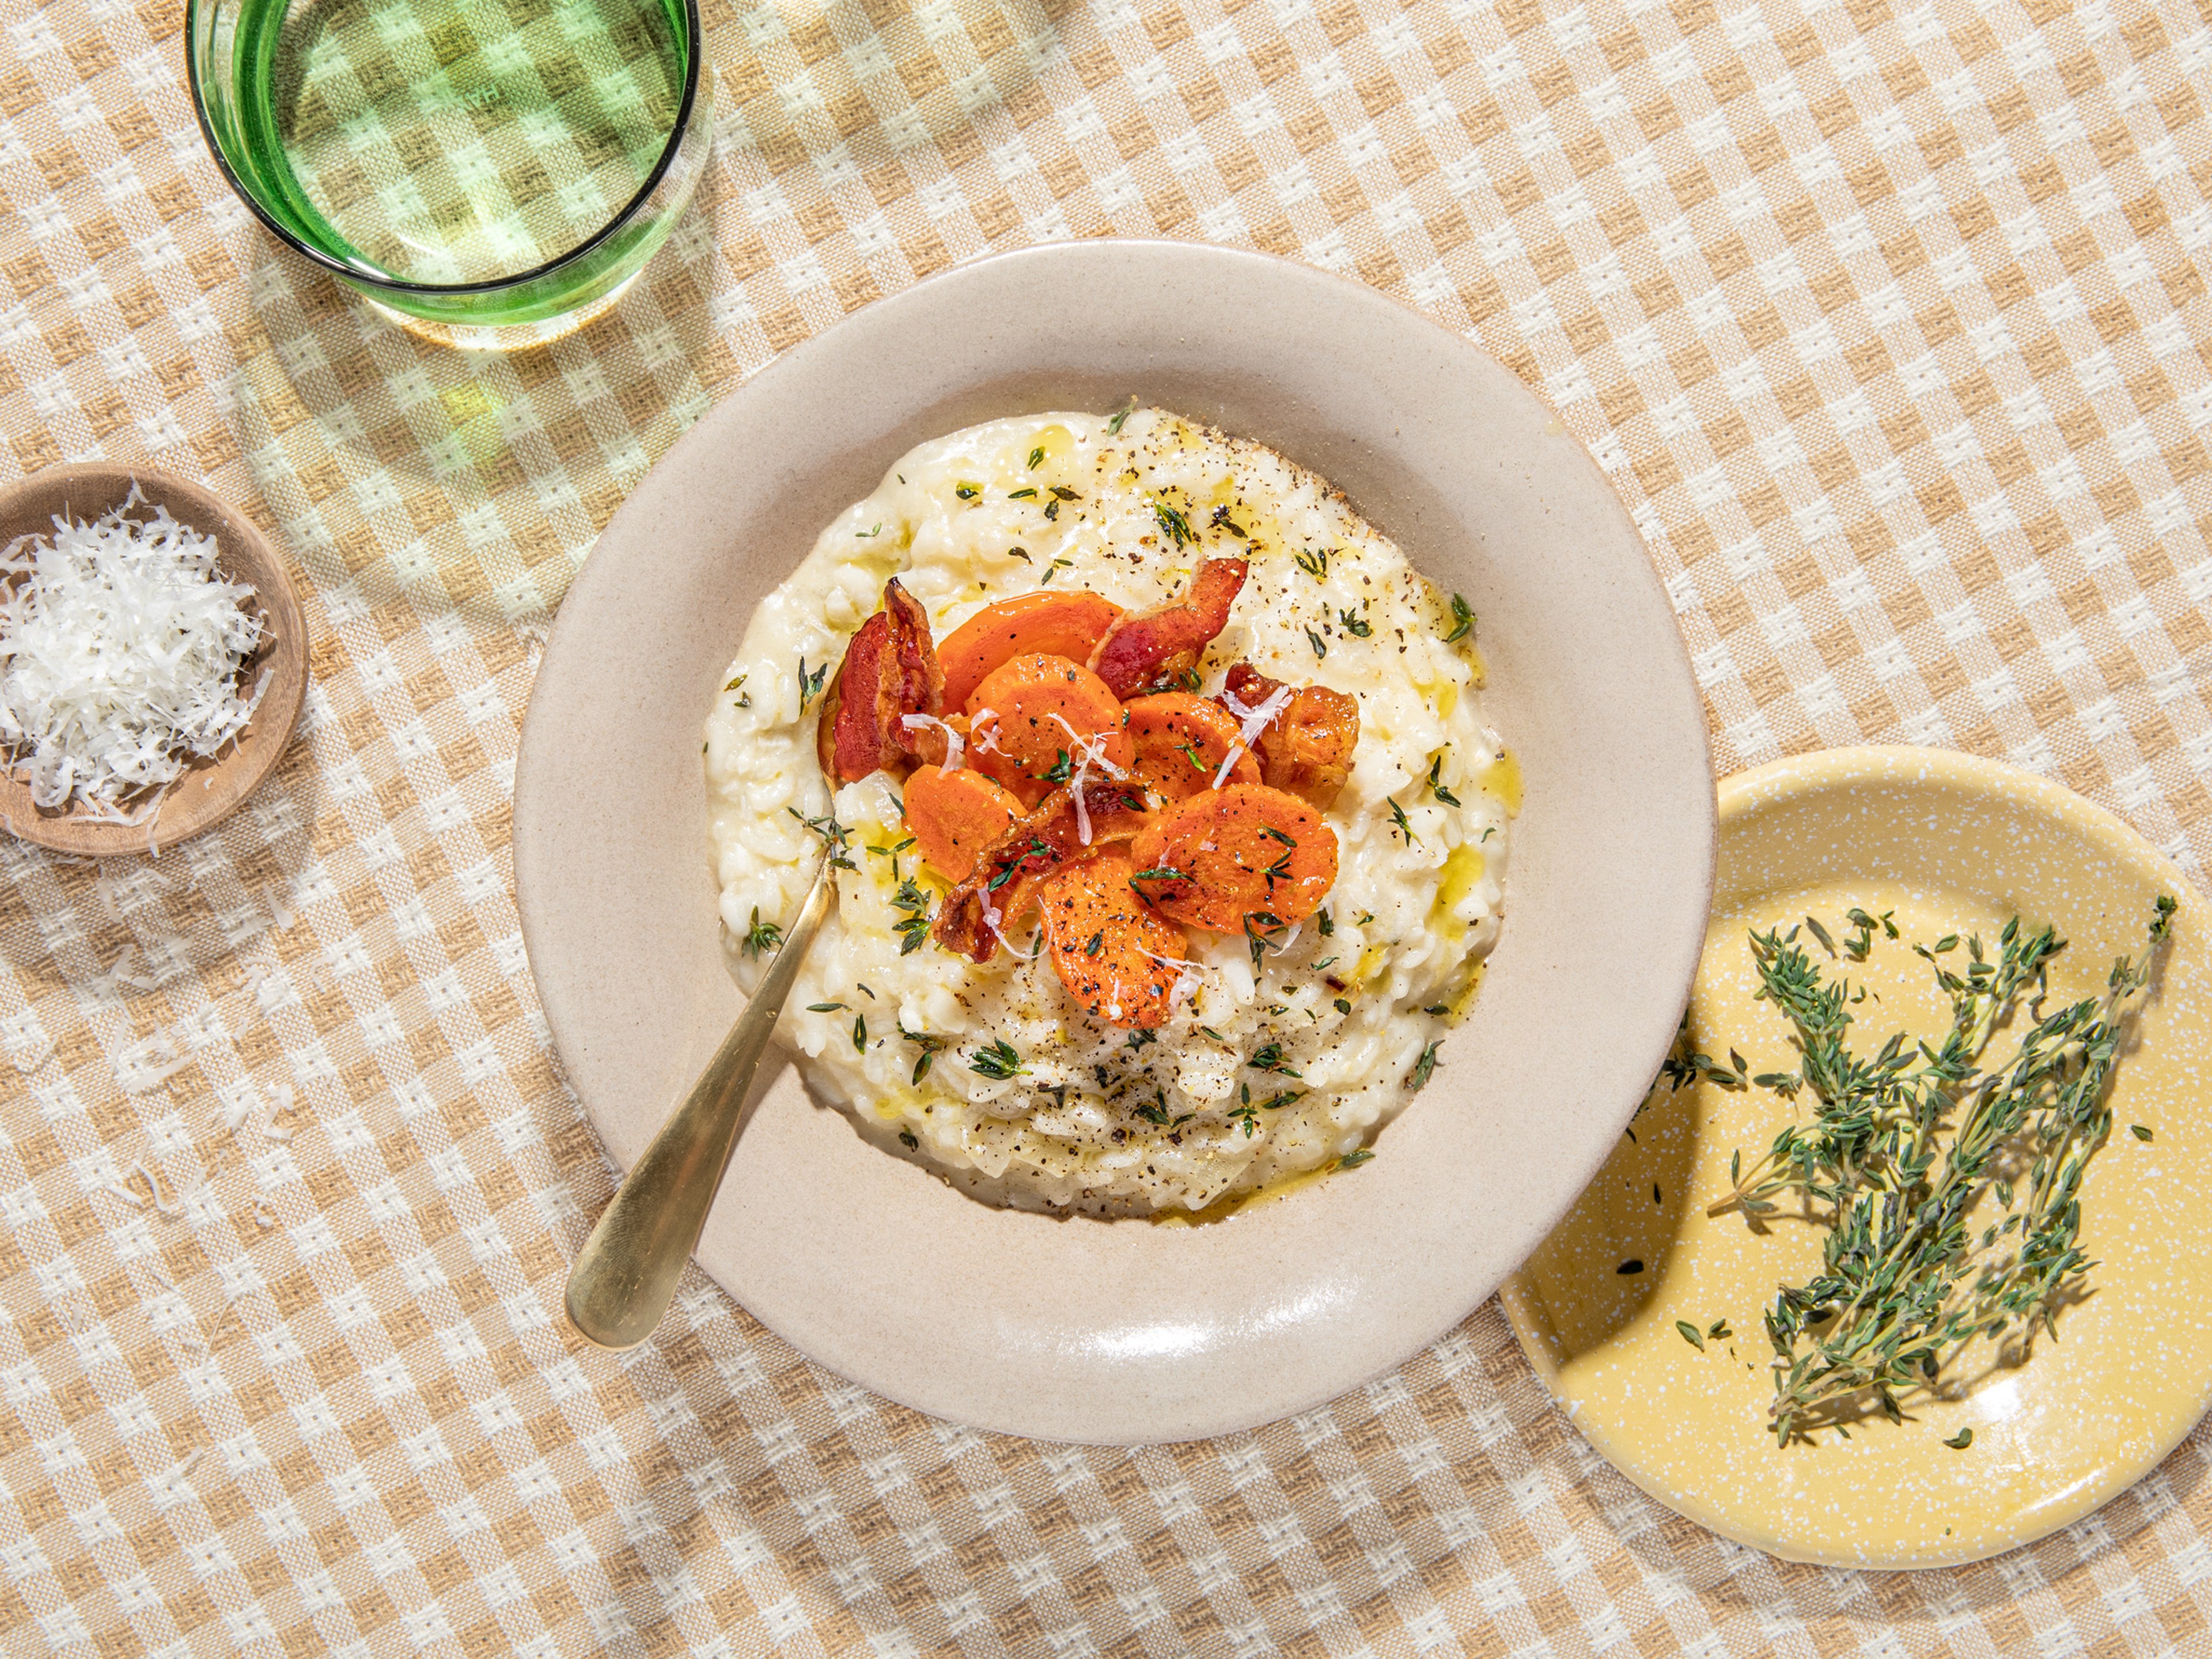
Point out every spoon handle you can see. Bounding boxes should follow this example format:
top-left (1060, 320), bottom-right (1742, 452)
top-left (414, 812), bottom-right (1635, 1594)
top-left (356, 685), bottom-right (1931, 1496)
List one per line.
top-left (564, 855), bottom-right (834, 1349)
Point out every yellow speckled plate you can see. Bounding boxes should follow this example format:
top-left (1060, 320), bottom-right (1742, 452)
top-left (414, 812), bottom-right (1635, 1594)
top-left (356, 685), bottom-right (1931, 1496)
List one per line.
top-left (1501, 745), bottom-right (2212, 1568)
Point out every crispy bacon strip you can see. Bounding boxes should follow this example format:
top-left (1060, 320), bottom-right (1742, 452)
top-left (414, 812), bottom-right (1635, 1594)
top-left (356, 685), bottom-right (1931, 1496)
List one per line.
top-left (815, 578), bottom-right (944, 783)
top-left (1086, 557), bottom-right (1248, 699)
top-left (932, 782), bottom-right (1152, 962)
top-left (1220, 661), bottom-right (1361, 808)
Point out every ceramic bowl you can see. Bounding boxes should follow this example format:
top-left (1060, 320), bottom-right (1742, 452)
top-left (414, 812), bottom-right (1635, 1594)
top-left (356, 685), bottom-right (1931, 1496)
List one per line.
top-left (0, 463), bottom-right (307, 855)
top-left (1503, 745), bottom-right (2212, 1565)
top-left (514, 240), bottom-right (1715, 1442)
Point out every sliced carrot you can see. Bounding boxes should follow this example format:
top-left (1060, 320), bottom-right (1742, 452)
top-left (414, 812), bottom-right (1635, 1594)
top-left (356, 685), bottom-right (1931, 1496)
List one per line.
top-left (1087, 556), bottom-right (1248, 699)
top-left (1039, 850), bottom-right (1188, 1029)
top-left (816, 578), bottom-right (944, 783)
top-left (934, 782), bottom-right (1153, 962)
top-left (1123, 693), bottom-right (1259, 802)
top-left (938, 590), bottom-right (1124, 714)
top-left (903, 764), bottom-right (1024, 881)
top-left (1126, 783), bottom-right (1338, 933)
top-left (1221, 662), bottom-right (1361, 808)
top-left (965, 653), bottom-right (1134, 809)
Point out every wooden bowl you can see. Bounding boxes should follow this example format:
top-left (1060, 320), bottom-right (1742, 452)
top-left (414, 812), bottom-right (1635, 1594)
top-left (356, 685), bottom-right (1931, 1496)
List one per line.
top-left (0, 463), bottom-right (308, 855)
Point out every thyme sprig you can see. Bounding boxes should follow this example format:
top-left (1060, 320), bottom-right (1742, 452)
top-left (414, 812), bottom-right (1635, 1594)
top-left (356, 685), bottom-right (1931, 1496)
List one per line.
top-left (968, 1039), bottom-right (1028, 1080)
top-left (786, 805), bottom-right (858, 871)
top-left (1697, 899), bottom-right (2175, 1446)
top-left (889, 875), bottom-right (933, 955)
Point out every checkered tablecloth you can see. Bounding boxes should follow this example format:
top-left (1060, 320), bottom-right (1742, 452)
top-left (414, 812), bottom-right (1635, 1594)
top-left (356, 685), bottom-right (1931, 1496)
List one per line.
top-left (5, 0), bottom-right (2212, 1650)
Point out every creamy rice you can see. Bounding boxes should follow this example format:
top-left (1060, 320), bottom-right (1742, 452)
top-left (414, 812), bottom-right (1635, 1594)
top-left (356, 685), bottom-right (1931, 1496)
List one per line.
top-left (704, 408), bottom-right (1513, 1215)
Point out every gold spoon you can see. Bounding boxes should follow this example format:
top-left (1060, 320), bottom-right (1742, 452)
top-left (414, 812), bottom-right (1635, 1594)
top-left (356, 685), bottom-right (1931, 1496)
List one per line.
top-left (564, 854), bottom-right (834, 1349)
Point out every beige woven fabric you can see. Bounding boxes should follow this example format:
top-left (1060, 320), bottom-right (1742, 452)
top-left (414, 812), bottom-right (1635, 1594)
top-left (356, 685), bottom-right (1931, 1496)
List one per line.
top-left (3, 0), bottom-right (2211, 1650)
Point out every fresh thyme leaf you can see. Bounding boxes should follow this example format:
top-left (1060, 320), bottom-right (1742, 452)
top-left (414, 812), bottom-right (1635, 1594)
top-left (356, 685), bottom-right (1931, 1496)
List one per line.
top-left (1305, 627), bottom-right (1328, 660)
top-left (1676, 1320), bottom-right (1705, 1351)
top-left (1804, 914), bottom-right (1838, 957)
top-left (1708, 1319), bottom-right (1732, 1340)
top-left (900, 1023), bottom-right (948, 1084)
top-left (1338, 1149), bottom-right (1374, 1168)
top-left (1293, 546), bottom-right (1330, 581)
top-left (1210, 505), bottom-right (1247, 537)
top-left (968, 1039), bottom-right (1028, 1080)
top-left (1009, 487), bottom-right (1037, 499)
top-left (955, 481), bottom-right (979, 500)
top-left (1317, 908), bottom-right (1334, 937)
top-left (2131, 1123), bottom-right (2154, 1141)
top-left (1130, 865), bottom-right (1187, 883)
top-left (1247, 1041), bottom-right (1301, 1077)
top-left (1051, 485), bottom-right (1080, 501)
top-left (1411, 1041), bottom-right (1440, 1089)
top-left (1028, 445), bottom-right (1045, 469)
top-left (1338, 607), bottom-right (1372, 637)
top-left (1127, 1029), bottom-right (1156, 1050)
top-left (1043, 748), bottom-right (1074, 785)
top-left (1009, 546), bottom-right (1032, 562)
top-left (1043, 498), bottom-right (1060, 521)
top-left (797, 656), bottom-right (827, 709)
top-left (1244, 912), bottom-right (1287, 972)
top-left (1152, 498), bottom-right (1195, 547)
top-left (856, 523), bottom-right (882, 537)
top-left (1105, 397), bottom-right (1135, 435)
top-left (1425, 755), bottom-right (1462, 807)
top-left (853, 1016), bottom-right (867, 1053)
top-left (806, 1002), bottom-right (845, 1013)
top-left (899, 1129), bottom-right (919, 1149)
top-left (1334, 998), bottom-right (1353, 1014)
top-left (1041, 557), bottom-right (1073, 583)
top-left (1942, 1427), bottom-right (1974, 1450)
top-left (1443, 593), bottom-right (1474, 643)
top-left (1388, 796), bottom-right (1418, 846)
top-left (1175, 738), bottom-right (1209, 772)
top-left (1617, 1259), bottom-right (1643, 1274)
top-left (741, 908), bottom-right (783, 958)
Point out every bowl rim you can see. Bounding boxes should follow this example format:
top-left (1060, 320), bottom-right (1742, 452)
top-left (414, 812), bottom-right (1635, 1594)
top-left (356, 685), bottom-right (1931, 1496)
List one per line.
top-left (514, 237), bottom-right (1719, 1441)
top-left (0, 461), bottom-right (308, 856)
top-left (183, 0), bottom-right (706, 298)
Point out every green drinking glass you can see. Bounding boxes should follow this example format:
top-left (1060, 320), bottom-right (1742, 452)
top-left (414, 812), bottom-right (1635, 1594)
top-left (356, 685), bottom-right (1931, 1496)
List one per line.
top-left (188, 0), bottom-right (710, 347)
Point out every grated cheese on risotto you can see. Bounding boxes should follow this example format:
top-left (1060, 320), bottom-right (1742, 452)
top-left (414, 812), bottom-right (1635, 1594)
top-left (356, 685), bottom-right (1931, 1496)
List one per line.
top-left (704, 409), bottom-right (1513, 1215)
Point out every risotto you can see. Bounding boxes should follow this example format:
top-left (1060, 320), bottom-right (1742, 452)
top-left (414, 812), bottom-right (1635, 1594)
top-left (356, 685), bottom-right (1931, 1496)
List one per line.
top-left (703, 407), bottom-right (1514, 1215)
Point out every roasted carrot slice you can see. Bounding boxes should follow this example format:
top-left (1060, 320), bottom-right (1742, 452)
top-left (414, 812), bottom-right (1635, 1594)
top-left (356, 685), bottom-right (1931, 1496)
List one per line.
top-left (1221, 662), bottom-right (1361, 808)
top-left (1126, 783), bottom-right (1338, 933)
top-left (1086, 556), bottom-right (1248, 699)
top-left (934, 782), bottom-right (1153, 961)
top-left (1039, 850), bottom-right (1189, 1029)
top-left (938, 590), bottom-right (1124, 715)
top-left (903, 764), bottom-right (1024, 881)
top-left (1124, 693), bottom-right (1260, 802)
top-left (966, 653), bottom-right (1134, 809)
top-left (816, 578), bottom-right (944, 783)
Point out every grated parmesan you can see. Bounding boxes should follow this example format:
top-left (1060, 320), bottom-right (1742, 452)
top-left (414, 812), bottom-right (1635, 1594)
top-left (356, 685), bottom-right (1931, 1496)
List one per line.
top-left (0, 487), bottom-right (268, 819)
